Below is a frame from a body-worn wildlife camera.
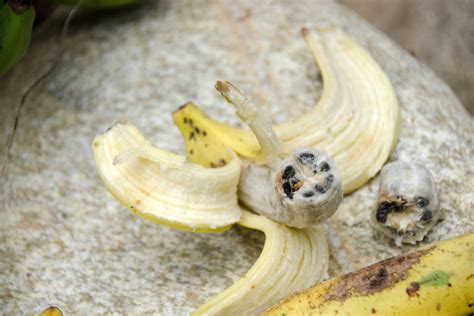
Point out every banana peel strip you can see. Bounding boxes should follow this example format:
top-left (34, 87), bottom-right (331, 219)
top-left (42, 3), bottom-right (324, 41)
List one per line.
top-left (174, 28), bottom-right (401, 193)
top-left (92, 121), bottom-right (242, 232)
top-left (193, 211), bottom-right (328, 315)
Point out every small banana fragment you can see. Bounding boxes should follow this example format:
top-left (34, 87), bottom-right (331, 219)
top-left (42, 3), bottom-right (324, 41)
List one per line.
top-left (92, 121), bottom-right (242, 232)
top-left (0, 1), bottom-right (35, 75)
top-left (214, 81), bottom-right (343, 228)
top-left (193, 210), bottom-right (328, 315)
top-left (374, 161), bottom-right (440, 246)
top-left (264, 233), bottom-right (474, 316)
top-left (173, 28), bottom-right (401, 194)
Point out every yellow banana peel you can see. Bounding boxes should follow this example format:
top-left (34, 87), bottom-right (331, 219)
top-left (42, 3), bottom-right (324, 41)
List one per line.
top-left (172, 103), bottom-right (260, 168)
top-left (92, 121), bottom-right (242, 233)
top-left (264, 233), bottom-right (474, 316)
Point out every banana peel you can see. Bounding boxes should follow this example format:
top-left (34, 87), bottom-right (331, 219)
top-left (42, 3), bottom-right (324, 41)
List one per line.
top-left (0, 1), bottom-right (35, 75)
top-left (264, 233), bottom-right (474, 315)
top-left (193, 211), bottom-right (328, 315)
top-left (92, 121), bottom-right (242, 233)
top-left (173, 28), bottom-right (401, 194)
top-left (172, 103), bottom-right (260, 168)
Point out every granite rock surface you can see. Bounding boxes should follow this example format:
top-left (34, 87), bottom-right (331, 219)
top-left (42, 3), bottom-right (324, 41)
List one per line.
top-left (1, 0), bottom-right (473, 314)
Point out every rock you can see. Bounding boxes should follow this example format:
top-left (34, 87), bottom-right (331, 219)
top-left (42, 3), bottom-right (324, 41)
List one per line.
top-left (0, 0), bottom-right (472, 314)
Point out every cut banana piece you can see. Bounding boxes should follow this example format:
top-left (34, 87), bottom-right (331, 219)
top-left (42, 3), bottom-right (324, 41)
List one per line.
top-left (173, 28), bottom-right (400, 193)
top-left (92, 121), bottom-right (242, 232)
top-left (193, 210), bottom-right (328, 315)
top-left (374, 161), bottom-right (440, 245)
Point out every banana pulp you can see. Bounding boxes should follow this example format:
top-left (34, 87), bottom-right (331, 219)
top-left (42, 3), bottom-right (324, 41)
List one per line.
top-left (174, 28), bottom-right (401, 193)
top-left (264, 233), bottom-right (474, 315)
top-left (92, 121), bottom-right (242, 233)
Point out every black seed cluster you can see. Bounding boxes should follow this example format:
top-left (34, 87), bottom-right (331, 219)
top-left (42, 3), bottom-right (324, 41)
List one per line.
top-left (416, 196), bottom-right (429, 207)
top-left (281, 165), bottom-right (300, 200)
top-left (303, 191), bottom-right (315, 198)
top-left (376, 201), bottom-right (392, 223)
top-left (297, 152), bottom-right (315, 165)
top-left (420, 210), bottom-right (432, 222)
top-left (320, 162), bottom-right (330, 172)
top-left (314, 174), bottom-right (334, 194)
top-left (375, 196), bottom-right (429, 224)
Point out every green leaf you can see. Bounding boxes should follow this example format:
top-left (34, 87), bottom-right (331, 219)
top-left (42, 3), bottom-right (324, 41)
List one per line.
top-left (0, 1), bottom-right (36, 75)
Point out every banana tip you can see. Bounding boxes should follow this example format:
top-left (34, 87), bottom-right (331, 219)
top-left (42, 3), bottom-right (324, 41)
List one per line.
top-left (173, 101), bottom-right (193, 113)
top-left (106, 119), bottom-right (128, 132)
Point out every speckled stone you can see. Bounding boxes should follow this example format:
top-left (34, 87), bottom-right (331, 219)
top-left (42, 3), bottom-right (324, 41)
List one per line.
top-left (1, 0), bottom-right (472, 314)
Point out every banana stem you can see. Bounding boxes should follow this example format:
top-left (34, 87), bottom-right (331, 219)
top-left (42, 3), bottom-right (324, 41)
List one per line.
top-left (215, 81), bottom-right (281, 168)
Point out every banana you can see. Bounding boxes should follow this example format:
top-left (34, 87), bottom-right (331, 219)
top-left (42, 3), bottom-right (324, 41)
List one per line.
top-left (173, 28), bottom-right (401, 194)
top-left (374, 161), bottom-right (440, 246)
top-left (39, 306), bottom-right (63, 316)
top-left (193, 210), bottom-right (328, 315)
top-left (92, 120), bottom-right (242, 233)
top-left (0, 1), bottom-right (35, 75)
top-left (264, 233), bottom-right (474, 316)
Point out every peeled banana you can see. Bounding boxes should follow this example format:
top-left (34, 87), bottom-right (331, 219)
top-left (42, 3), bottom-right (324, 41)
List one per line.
top-left (92, 121), bottom-right (242, 232)
top-left (264, 233), bottom-right (474, 315)
top-left (0, 1), bottom-right (35, 75)
top-left (193, 210), bottom-right (328, 315)
top-left (173, 28), bottom-right (401, 194)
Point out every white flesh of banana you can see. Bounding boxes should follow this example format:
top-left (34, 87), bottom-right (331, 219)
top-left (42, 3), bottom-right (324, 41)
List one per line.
top-left (92, 121), bottom-right (242, 232)
top-left (193, 211), bottom-right (328, 315)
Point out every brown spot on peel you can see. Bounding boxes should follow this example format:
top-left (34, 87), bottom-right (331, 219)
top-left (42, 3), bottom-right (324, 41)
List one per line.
top-left (323, 247), bottom-right (434, 302)
top-left (406, 282), bottom-right (420, 297)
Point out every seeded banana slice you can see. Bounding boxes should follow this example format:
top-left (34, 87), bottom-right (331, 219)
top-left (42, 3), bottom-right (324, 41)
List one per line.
top-left (193, 210), bottom-right (328, 315)
top-left (92, 121), bottom-right (242, 232)
top-left (173, 28), bottom-right (400, 194)
top-left (374, 161), bottom-right (440, 245)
